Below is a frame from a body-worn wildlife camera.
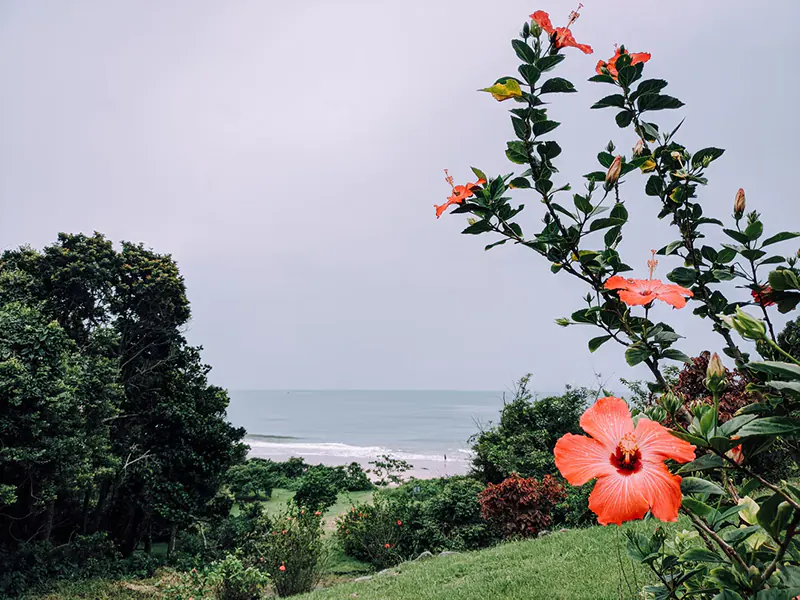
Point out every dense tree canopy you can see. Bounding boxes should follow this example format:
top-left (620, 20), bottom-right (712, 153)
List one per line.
top-left (0, 232), bottom-right (246, 560)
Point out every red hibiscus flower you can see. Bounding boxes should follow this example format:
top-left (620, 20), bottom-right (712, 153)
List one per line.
top-left (751, 286), bottom-right (776, 307)
top-left (435, 169), bottom-right (486, 218)
top-left (596, 45), bottom-right (651, 81)
top-left (555, 397), bottom-right (695, 525)
top-left (530, 7), bottom-right (593, 55)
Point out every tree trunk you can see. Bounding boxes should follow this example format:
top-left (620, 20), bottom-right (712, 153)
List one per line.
top-left (167, 523), bottom-right (178, 557)
top-left (43, 498), bottom-right (55, 541)
top-left (81, 489), bottom-right (91, 534)
top-left (144, 534), bottom-right (152, 554)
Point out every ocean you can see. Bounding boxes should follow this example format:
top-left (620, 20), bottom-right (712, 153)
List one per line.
top-left (225, 390), bottom-right (507, 478)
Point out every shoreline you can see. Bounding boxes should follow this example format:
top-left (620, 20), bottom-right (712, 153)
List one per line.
top-left (245, 445), bottom-right (471, 479)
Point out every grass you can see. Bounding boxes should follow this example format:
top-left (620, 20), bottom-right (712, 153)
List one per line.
top-left (29, 519), bottom-right (683, 600)
top-left (294, 519), bottom-right (684, 600)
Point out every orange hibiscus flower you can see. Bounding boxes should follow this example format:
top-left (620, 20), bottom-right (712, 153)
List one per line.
top-left (530, 8), bottom-right (593, 55)
top-left (751, 285), bottom-right (776, 307)
top-left (605, 276), bottom-right (694, 309)
top-left (596, 45), bottom-right (651, 80)
top-left (435, 169), bottom-right (486, 218)
top-left (555, 397), bottom-right (695, 525)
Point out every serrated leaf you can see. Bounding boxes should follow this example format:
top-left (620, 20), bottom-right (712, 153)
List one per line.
top-left (645, 176), bottom-right (664, 197)
top-left (461, 220), bottom-right (493, 235)
top-left (511, 39), bottom-right (536, 63)
top-left (532, 120), bottom-right (560, 136)
top-left (723, 229), bottom-right (750, 244)
top-left (518, 64), bottom-right (541, 85)
top-left (745, 220), bottom-right (763, 241)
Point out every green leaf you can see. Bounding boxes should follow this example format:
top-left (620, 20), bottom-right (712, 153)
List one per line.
top-left (681, 547), bottom-right (726, 563)
top-left (682, 497), bottom-right (717, 519)
top-left (471, 167), bottom-right (487, 182)
top-left (540, 77), bottom-right (576, 94)
top-left (757, 491), bottom-right (784, 538)
top-left (484, 239), bottom-right (508, 251)
top-left (678, 454), bottom-right (724, 473)
top-left (721, 524), bottom-right (761, 544)
top-left (638, 94), bottom-right (685, 112)
top-left (591, 94), bottom-right (626, 109)
top-left (667, 267), bottom-right (697, 286)
top-left (615, 110), bottom-right (634, 128)
top-left (532, 120), bottom-right (560, 136)
top-left (762, 231), bottom-right (800, 247)
top-left (748, 361), bottom-right (800, 379)
top-left (625, 345), bottom-right (650, 367)
top-left (745, 220), bottom-right (763, 241)
top-left (588, 73), bottom-right (616, 84)
top-left (737, 417), bottom-right (800, 438)
top-left (713, 590), bottom-right (743, 600)
top-left (536, 54), bottom-right (565, 72)
top-left (509, 177), bottom-right (531, 189)
top-left (461, 220), bottom-right (493, 235)
top-left (617, 63), bottom-right (643, 88)
top-left (505, 141), bottom-right (529, 165)
top-left (588, 335), bottom-right (613, 353)
top-left (597, 152), bottom-right (615, 168)
top-left (538, 141), bottom-right (562, 159)
top-left (633, 79), bottom-right (668, 100)
top-left (723, 229), bottom-right (749, 244)
top-left (511, 39), bottom-right (536, 63)
top-left (518, 64), bottom-right (541, 85)
top-left (589, 217), bottom-right (625, 232)
top-left (645, 176), bottom-right (664, 197)
top-left (662, 349), bottom-right (691, 363)
top-left (716, 247), bottom-right (737, 264)
top-left (681, 477), bottom-right (725, 496)
top-left (691, 147), bottom-right (725, 168)
top-left (480, 78), bottom-right (523, 101)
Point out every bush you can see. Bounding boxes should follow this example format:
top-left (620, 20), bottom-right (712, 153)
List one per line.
top-left (470, 377), bottom-right (591, 484)
top-left (336, 476), bottom-right (499, 569)
top-left (207, 554), bottom-right (270, 600)
top-left (343, 462), bottom-right (373, 492)
top-left (293, 468), bottom-right (339, 512)
top-left (478, 474), bottom-right (566, 539)
top-left (255, 504), bottom-right (326, 597)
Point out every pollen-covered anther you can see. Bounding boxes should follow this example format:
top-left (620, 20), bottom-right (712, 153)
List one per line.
top-left (617, 433), bottom-right (639, 466)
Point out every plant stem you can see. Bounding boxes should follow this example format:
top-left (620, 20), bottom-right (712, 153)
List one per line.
top-left (682, 509), bottom-right (749, 574)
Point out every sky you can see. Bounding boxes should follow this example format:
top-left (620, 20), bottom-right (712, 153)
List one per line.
top-left (1, 1), bottom-right (799, 392)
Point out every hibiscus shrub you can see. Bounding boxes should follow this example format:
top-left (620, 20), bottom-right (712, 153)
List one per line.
top-left (438, 4), bottom-right (800, 597)
top-left (478, 474), bottom-right (566, 538)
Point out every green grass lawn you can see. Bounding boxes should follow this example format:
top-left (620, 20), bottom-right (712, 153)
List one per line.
top-left (295, 519), bottom-right (684, 600)
top-left (231, 488), bottom-right (373, 528)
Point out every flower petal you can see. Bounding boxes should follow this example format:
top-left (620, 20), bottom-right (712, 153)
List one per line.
top-left (604, 275), bottom-right (630, 291)
top-left (635, 418), bottom-right (696, 464)
top-left (588, 472), bottom-right (649, 525)
top-left (655, 291), bottom-right (689, 308)
top-left (632, 461), bottom-right (683, 523)
top-left (530, 10), bottom-right (554, 35)
top-left (580, 397), bottom-right (634, 452)
top-left (554, 434), bottom-right (615, 486)
top-left (617, 290), bottom-right (654, 306)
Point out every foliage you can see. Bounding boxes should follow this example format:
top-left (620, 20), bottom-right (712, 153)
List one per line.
top-left (478, 474), bottom-right (566, 539)
top-left (342, 462), bottom-right (374, 492)
top-left (469, 376), bottom-right (591, 484)
top-left (206, 554), bottom-right (270, 600)
top-left (226, 460), bottom-right (277, 501)
top-left (293, 468), bottom-right (340, 512)
top-left (0, 233), bottom-right (246, 595)
top-left (336, 497), bottom-right (406, 570)
top-left (439, 6), bottom-right (800, 597)
top-left (254, 504), bottom-right (326, 597)
top-left (368, 454), bottom-right (412, 487)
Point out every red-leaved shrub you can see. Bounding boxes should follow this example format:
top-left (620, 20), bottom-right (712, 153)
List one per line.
top-left (478, 474), bottom-right (565, 538)
top-left (674, 351), bottom-right (753, 424)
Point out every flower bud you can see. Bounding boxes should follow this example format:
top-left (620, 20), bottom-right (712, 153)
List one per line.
top-left (729, 307), bottom-right (768, 342)
top-left (705, 352), bottom-right (727, 394)
top-left (645, 405), bottom-right (667, 423)
top-left (605, 155), bottom-right (622, 186)
top-left (632, 139), bottom-right (644, 156)
top-left (660, 391), bottom-right (683, 415)
top-left (734, 188), bottom-right (746, 220)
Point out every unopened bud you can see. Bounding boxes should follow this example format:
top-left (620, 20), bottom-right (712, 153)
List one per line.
top-left (632, 139), bottom-right (644, 156)
top-left (605, 155), bottom-right (622, 186)
top-left (530, 22), bottom-right (542, 37)
top-left (727, 307), bottom-right (768, 342)
top-left (734, 188), bottom-right (746, 219)
top-left (645, 405), bottom-right (667, 423)
top-left (705, 352), bottom-right (727, 394)
top-left (670, 151), bottom-right (682, 162)
top-left (660, 391), bottom-right (683, 415)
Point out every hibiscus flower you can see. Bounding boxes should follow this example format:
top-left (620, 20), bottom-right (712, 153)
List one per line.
top-left (751, 285), bottom-right (776, 307)
top-left (596, 45), bottom-right (651, 81)
top-left (605, 276), bottom-right (694, 309)
top-left (555, 397), bottom-right (695, 525)
top-left (435, 169), bottom-right (486, 218)
top-left (530, 8), bottom-right (593, 55)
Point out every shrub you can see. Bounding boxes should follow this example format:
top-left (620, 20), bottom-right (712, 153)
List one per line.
top-left (343, 462), bottom-right (373, 492)
top-left (255, 504), bottom-right (326, 597)
top-left (368, 454), bottom-right (411, 486)
top-left (336, 497), bottom-right (406, 570)
top-left (478, 474), bottom-right (566, 539)
top-left (207, 554), bottom-right (270, 600)
top-left (469, 377), bottom-right (591, 484)
top-left (293, 467), bottom-right (339, 512)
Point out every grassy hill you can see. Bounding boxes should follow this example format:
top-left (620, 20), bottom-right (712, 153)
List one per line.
top-left (31, 519), bottom-right (680, 600)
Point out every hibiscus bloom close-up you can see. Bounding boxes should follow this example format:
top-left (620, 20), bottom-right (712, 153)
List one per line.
top-left (435, 169), bottom-right (486, 218)
top-left (530, 8), bottom-right (593, 55)
top-left (596, 45), bottom-right (651, 80)
top-left (555, 397), bottom-right (695, 526)
top-left (605, 275), bottom-right (694, 308)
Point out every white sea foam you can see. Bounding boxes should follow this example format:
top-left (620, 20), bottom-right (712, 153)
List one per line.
top-left (245, 438), bottom-right (471, 463)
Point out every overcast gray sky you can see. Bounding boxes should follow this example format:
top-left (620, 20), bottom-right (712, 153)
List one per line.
top-left (1, 1), bottom-right (798, 392)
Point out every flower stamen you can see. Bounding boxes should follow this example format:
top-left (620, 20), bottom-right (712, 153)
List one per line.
top-left (647, 249), bottom-right (658, 280)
